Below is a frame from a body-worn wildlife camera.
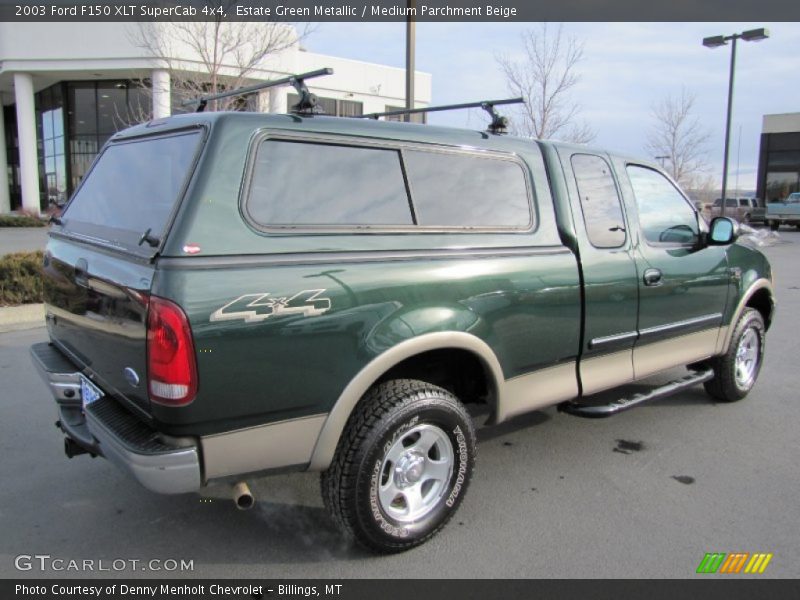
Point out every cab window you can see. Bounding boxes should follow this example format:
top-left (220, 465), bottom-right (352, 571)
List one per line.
top-left (627, 165), bottom-right (699, 246)
top-left (571, 154), bottom-right (626, 248)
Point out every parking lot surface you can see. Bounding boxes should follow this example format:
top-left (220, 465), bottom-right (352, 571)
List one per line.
top-left (1, 232), bottom-right (798, 578)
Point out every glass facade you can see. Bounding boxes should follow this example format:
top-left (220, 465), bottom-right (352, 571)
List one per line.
top-left (757, 131), bottom-right (800, 204)
top-left (3, 104), bottom-right (21, 210)
top-left (0, 80), bottom-right (152, 211)
top-left (764, 149), bottom-right (800, 201)
top-left (65, 81), bottom-right (150, 196)
top-left (36, 84), bottom-right (67, 207)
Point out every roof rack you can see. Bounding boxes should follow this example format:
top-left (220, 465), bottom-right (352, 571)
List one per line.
top-left (183, 68), bottom-right (334, 114)
top-left (359, 97), bottom-right (525, 134)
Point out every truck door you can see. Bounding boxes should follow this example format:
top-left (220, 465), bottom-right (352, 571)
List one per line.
top-left (615, 162), bottom-right (731, 379)
top-left (558, 150), bottom-right (639, 395)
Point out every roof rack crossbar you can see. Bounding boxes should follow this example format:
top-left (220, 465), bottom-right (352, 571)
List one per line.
top-left (184, 68), bottom-right (334, 113)
top-left (359, 97), bottom-right (524, 134)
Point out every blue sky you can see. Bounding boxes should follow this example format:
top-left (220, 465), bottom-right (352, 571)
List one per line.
top-left (306, 22), bottom-right (800, 190)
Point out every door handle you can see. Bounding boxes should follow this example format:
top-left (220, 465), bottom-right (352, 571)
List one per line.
top-left (643, 268), bottom-right (663, 287)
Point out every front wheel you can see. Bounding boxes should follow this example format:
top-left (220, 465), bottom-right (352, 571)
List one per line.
top-left (703, 308), bottom-right (765, 402)
top-left (322, 379), bottom-right (476, 553)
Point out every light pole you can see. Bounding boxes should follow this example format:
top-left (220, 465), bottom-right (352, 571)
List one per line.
top-left (655, 155), bottom-right (670, 169)
top-left (703, 28), bottom-right (769, 216)
top-left (405, 0), bottom-right (416, 121)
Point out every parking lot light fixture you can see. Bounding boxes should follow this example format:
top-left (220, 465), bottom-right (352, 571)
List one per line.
top-left (703, 28), bottom-right (770, 217)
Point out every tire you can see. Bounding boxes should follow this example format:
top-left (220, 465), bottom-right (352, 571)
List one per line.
top-left (743, 213), bottom-right (751, 224)
top-left (321, 379), bottom-right (476, 553)
top-left (769, 220), bottom-right (779, 231)
top-left (703, 308), bottom-right (765, 402)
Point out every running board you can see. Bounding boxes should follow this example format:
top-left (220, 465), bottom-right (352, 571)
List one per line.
top-left (558, 369), bottom-right (715, 418)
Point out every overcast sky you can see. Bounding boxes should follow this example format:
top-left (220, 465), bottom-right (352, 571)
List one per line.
top-left (307, 21), bottom-right (800, 191)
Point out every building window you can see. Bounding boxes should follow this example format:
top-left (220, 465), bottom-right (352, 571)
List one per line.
top-left (35, 84), bottom-right (67, 209)
top-left (383, 105), bottom-right (426, 124)
top-left (287, 93), bottom-right (363, 117)
top-left (3, 105), bottom-right (21, 210)
top-left (66, 81), bottom-right (148, 195)
top-left (764, 149), bottom-right (800, 202)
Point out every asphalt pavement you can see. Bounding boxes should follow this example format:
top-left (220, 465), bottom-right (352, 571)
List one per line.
top-left (1, 233), bottom-right (798, 579)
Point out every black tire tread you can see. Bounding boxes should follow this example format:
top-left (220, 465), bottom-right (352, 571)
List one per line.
top-left (703, 308), bottom-right (765, 402)
top-left (321, 379), bottom-right (474, 553)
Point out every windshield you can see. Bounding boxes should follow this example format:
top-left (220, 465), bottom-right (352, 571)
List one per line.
top-left (61, 130), bottom-right (202, 254)
top-left (787, 193), bottom-right (800, 204)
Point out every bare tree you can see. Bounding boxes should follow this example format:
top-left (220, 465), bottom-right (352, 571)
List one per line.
top-left (646, 88), bottom-right (711, 188)
top-left (496, 23), bottom-right (595, 143)
top-left (129, 6), bottom-right (312, 119)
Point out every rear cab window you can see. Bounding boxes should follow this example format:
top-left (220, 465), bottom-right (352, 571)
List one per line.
top-left (243, 134), bottom-right (533, 232)
top-left (59, 130), bottom-right (203, 256)
top-left (570, 153), bottom-right (627, 248)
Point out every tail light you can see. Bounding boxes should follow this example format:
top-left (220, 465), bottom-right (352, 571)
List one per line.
top-left (147, 296), bottom-right (197, 406)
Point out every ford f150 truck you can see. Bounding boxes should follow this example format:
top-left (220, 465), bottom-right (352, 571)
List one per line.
top-left (30, 78), bottom-right (774, 553)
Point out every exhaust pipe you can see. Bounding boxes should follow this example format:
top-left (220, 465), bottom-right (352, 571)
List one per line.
top-left (232, 481), bottom-right (255, 510)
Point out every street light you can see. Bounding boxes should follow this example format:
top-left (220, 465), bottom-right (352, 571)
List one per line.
top-left (703, 27), bottom-right (769, 216)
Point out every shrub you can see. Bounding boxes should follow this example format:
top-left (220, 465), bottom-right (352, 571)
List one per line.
top-left (0, 251), bottom-right (44, 306)
top-left (0, 214), bottom-right (48, 227)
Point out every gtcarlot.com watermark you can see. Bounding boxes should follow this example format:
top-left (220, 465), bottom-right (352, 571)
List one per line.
top-left (14, 554), bottom-right (194, 573)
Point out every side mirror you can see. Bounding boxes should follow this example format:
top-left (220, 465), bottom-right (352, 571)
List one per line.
top-left (708, 217), bottom-right (739, 245)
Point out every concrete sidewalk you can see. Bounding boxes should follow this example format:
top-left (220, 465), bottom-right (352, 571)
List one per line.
top-left (0, 303), bottom-right (44, 332)
top-left (0, 227), bottom-right (49, 256)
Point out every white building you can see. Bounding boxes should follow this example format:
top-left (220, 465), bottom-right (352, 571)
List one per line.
top-left (0, 22), bottom-right (431, 213)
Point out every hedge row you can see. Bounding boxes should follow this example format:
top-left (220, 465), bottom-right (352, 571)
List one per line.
top-left (0, 214), bottom-right (48, 227)
top-left (0, 251), bottom-right (44, 306)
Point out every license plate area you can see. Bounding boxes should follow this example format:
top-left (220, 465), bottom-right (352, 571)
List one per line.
top-left (79, 374), bottom-right (104, 408)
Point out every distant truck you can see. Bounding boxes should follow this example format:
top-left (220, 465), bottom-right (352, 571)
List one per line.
top-left (766, 192), bottom-right (800, 230)
top-left (704, 198), bottom-right (765, 224)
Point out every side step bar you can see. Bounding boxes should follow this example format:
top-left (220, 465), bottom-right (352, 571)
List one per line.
top-left (558, 369), bottom-right (715, 418)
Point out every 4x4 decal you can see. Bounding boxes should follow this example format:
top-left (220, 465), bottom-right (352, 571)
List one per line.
top-left (210, 289), bottom-right (331, 323)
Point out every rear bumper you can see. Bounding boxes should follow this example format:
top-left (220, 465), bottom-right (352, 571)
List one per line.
top-left (30, 342), bottom-right (201, 494)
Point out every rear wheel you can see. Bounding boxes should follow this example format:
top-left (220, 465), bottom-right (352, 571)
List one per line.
top-left (703, 308), bottom-right (765, 402)
top-left (322, 379), bottom-right (476, 553)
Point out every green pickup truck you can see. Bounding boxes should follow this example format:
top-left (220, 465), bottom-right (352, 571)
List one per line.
top-left (30, 82), bottom-right (774, 553)
top-left (766, 192), bottom-right (800, 230)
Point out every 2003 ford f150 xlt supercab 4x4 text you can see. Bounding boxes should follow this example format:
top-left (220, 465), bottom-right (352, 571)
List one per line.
top-left (30, 72), bottom-right (774, 553)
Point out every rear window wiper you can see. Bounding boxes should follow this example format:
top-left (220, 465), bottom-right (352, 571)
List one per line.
top-left (138, 228), bottom-right (161, 248)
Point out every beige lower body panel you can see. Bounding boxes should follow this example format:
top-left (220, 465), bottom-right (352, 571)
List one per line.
top-left (201, 414), bottom-right (327, 480)
top-left (580, 349), bottom-right (635, 396)
top-left (633, 328), bottom-right (719, 380)
top-left (496, 362), bottom-right (578, 423)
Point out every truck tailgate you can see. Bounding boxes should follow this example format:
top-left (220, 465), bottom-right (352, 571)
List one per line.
top-left (43, 237), bottom-right (154, 417)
